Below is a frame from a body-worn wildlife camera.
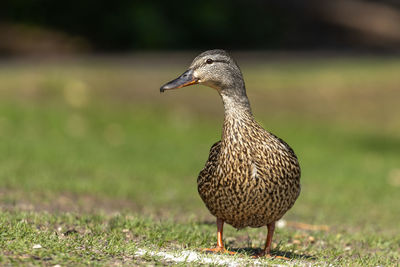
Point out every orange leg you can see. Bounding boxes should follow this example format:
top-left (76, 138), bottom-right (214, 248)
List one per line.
top-left (254, 221), bottom-right (289, 260)
top-left (202, 218), bottom-right (236, 255)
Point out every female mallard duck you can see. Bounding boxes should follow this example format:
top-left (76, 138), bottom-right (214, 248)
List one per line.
top-left (160, 50), bottom-right (301, 258)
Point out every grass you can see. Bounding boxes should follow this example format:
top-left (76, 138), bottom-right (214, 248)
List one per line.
top-left (0, 53), bottom-right (399, 265)
top-left (1, 211), bottom-right (399, 266)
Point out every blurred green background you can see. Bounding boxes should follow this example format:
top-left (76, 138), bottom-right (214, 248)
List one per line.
top-left (1, 55), bottom-right (399, 231)
top-left (0, 1), bottom-right (400, 264)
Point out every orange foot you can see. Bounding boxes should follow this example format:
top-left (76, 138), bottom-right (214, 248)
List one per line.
top-left (202, 246), bottom-right (236, 255)
top-left (253, 252), bottom-right (290, 260)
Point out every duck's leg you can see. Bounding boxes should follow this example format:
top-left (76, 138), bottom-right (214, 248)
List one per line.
top-left (254, 222), bottom-right (289, 259)
top-left (202, 218), bottom-right (235, 255)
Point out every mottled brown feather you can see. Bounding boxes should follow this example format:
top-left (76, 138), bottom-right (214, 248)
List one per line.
top-left (197, 112), bottom-right (301, 229)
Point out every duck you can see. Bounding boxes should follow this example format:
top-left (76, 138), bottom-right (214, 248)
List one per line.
top-left (160, 49), bottom-right (301, 258)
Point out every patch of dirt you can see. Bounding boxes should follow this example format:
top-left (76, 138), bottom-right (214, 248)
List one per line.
top-left (0, 189), bottom-right (213, 224)
top-left (0, 189), bottom-right (139, 214)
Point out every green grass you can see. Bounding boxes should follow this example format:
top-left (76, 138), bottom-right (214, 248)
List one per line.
top-left (1, 211), bottom-right (399, 265)
top-left (0, 211), bottom-right (215, 266)
top-left (0, 54), bottom-right (399, 265)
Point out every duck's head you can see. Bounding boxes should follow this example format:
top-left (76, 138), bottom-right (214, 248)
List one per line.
top-left (160, 49), bottom-right (245, 95)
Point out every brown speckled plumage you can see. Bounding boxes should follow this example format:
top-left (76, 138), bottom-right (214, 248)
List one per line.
top-left (198, 108), bottom-right (300, 229)
top-left (160, 49), bottom-right (301, 257)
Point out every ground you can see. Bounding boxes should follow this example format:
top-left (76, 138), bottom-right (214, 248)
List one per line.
top-left (0, 53), bottom-right (399, 266)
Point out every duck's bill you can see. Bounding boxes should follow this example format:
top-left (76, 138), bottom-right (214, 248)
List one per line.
top-left (160, 69), bottom-right (198, 93)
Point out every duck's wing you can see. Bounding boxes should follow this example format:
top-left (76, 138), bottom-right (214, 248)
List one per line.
top-left (206, 141), bottom-right (221, 164)
top-left (197, 141), bottom-right (221, 193)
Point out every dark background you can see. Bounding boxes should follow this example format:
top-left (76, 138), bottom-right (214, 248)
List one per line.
top-left (1, 0), bottom-right (400, 55)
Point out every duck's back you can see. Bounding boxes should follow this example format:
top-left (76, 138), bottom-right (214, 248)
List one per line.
top-left (197, 126), bottom-right (301, 229)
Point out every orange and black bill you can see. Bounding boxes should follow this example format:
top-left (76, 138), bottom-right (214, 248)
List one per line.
top-left (160, 69), bottom-right (198, 93)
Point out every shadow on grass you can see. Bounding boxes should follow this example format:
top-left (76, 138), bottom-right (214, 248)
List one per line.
top-left (230, 247), bottom-right (316, 260)
top-left (198, 220), bottom-right (316, 260)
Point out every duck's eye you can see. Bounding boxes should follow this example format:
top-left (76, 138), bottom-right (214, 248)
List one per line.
top-left (206, 58), bottom-right (213, 64)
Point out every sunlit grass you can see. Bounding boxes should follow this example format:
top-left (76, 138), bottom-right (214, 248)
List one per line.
top-left (1, 211), bottom-right (399, 266)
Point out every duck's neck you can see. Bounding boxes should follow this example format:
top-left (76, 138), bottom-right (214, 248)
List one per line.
top-left (220, 88), bottom-right (255, 142)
